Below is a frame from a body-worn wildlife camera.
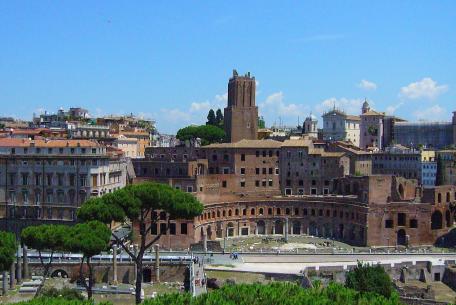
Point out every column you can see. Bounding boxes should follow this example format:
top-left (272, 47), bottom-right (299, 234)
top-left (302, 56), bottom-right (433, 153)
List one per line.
top-left (285, 218), bottom-right (289, 241)
top-left (9, 263), bottom-right (15, 289)
top-left (112, 245), bottom-right (118, 284)
top-left (22, 245), bottom-right (29, 280)
top-left (1, 271), bottom-right (7, 296)
top-left (154, 244), bottom-right (160, 283)
top-left (16, 245), bottom-right (22, 284)
top-left (203, 230), bottom-right (208, 253)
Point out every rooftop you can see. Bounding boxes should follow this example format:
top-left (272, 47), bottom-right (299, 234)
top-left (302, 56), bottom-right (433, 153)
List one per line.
top-left (0, 138), bottom-right (102, 148)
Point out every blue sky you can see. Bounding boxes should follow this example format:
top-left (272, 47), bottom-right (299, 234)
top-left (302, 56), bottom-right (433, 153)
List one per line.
top-left (0, 1), bottom-right (455, 133)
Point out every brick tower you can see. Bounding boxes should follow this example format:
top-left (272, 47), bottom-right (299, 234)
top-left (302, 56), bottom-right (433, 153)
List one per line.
top-left (224, 70), bottom-right (258, 142)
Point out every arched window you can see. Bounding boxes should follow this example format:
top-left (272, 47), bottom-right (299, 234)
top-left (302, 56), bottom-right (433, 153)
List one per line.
top-left (259, 208), bottom-right (264, 215)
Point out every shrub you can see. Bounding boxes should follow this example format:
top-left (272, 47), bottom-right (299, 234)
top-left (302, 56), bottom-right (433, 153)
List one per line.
top-left (39, 287), bottom-right (85, 301)
top-left (345, 262), bottom-right (393, 298)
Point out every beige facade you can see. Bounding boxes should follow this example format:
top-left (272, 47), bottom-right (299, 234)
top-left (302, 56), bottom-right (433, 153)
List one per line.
top-left (322, 109), bottom-right (360, 147)
top-left (114, 135), bottom-right (138, 158)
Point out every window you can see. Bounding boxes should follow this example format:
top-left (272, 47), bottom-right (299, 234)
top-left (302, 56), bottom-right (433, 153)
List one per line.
top-left (255, 168), bottom-right (260, 175)
top-left (222, 181), bottom-right (227, 188)
top-left (398, 213), bottom-right (406, 226)
top-left (275, 168), bottom-right (279, 175)
top-left (223, 167), bottom-right (229, 174)
top-left (187, 186), bottom-right (193, 193)
top-left (241, 154), bottom-right (245, 161)
top-left (46, 174), bottom-right (53, 186)
top-left (256, 151), bottom-right (260, 157)
top-left (240, 168), bottom-right (245, 175)
top-left (180, 223), bottom-right (188, 235)
top-left (169, 223), bottom-right (176, 235)
top-left (262, 180), bottom-right (266, 187)
top-left (269, 168), bottom-right (273, 174)
top-left (240, 180), bottom-right (245, 187)
top-left (262, 168), bottom-right (266, 174)
top-left (9, 173), bottom-right (16, 185)
top-left (160, 223), bottom-right (167, 235)
top-left (58, 174), bottom-right (64, 186)
top-left (22, 190), bottom-right (29, 204)
top-left (35, 174), bottom-right (42, 185)
top-left (79, 175), bottom-right (87, 187)
top-left (410, 219), bottom-right (418, 228)
top-left (255, 180), bottom-right (260, 187)
top-left (21, 173), bottom-right (28, 185)
top-left (285, 188), bottom-right (292, 195)
top-left (151, 224), bottom-right (158, 235)
top-left (385, 219), bottom-right (393, 228)
top-left (268, 179), bottom-right (273, 187)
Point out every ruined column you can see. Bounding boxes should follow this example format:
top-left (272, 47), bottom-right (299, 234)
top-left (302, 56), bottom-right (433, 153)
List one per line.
top-left (203, 230), bottom-right (208, 253)
top-left (16, 245), bottom-right (22, 284)
top-left (285, 218), bottom-right (289, 242)
top-left (22, 245), bottom-right (29, 280)
top-left (112, 244), bottom-right (118, 284)
top-left (9, 263), bottom-right (15, 289)
top-left (1, 271), bottom-right (7, 296)
top-left (154, 244), bottom-right (160, 283)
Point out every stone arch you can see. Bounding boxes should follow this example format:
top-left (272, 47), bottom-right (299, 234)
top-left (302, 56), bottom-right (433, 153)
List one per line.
top-left (438, 193), bottom-right (442, 203)
top-left (292, 221), bottom-right (301, 235)
top-left (309, 222), bottom-right (317, 236)
top-left (259, 208), bottom-right (264, 215)
top-left (235, 209), bottom-right (239, 216)
top-left (228, 209), bottom-right (232, 217)
top-left (207, 225), bottom-right (213, 239)
top-left (250, 208), bottom-right (255, 216)
top-left (222, 210), bottom-right (226, 217)
top-left (338, 224), bottom-right (344, 239)
top-left (211, 211), bottom-right (215, 218)
top-left (51, 269), bottom-right (69, 278)
top-left (275, 220), bottom-right (284, 235)
top-left (397, 229), bottom-right (407, 246)
top-left (447, 192), bottom-right (451, 202)
top-left (257, 220), bottom-right (266, 235)
top-left (276, 208), bottom-right (281, 215)
top-left (226, 222), bottom-right (235, 237)
top-left (431, 211), bottom-right (443, 230)
top-left (285, 208), bottom-right (291, 215)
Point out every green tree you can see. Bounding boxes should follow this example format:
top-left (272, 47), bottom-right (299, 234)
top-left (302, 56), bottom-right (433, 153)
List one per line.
top-left (21, 225), bottom-right (69, 278)
top-left (206, 109), bottom-right (216, 126)
top-left (0, 231), bottom-right (16, 272)
top-left (77, 182), bottom-right (203, 304)
top-left (64, 221), bottom-right (111, 299)
top-left (215, 109), bottom-right (224, 128)
top-left (345, 262), bottom-right (393, 298)
top-left (176, 125), bottom-right (225, 146)
top-left (258, 116), bottom-right (265, 129)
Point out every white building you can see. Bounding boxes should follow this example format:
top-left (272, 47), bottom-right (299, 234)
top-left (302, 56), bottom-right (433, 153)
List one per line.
top-left (322, 109), bottom-right (360, 147)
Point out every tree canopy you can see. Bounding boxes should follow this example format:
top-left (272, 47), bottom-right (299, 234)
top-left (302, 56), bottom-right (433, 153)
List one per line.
top-left (206, 109), bottom-right (216, 126)
top-left (64, 220), bottom-right (111, 299)
top-left (176, 125), bottom-right (225, 146)
top-left (345, 262), bottom-right (393, 298)
top-left (77, 182), bottom-right (204, 304)
top-left (22, 224), bottom-right (68, 254)
top-left (0, 231), bottom-right (16, 272)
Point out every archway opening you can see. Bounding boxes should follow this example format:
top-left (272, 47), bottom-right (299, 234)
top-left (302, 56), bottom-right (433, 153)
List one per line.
top-left (227, 222), bottom-right (235, 237)
top-left (292, 221), bottom-right (301, 235)
top-left (431, 211), bottom-right (443, 230)
top-left (257, 220), bottom-right (266, 235)
top-left (397, 229), bottom-right (406, 246)
top-left (275, 220), bottom-right (284, 235)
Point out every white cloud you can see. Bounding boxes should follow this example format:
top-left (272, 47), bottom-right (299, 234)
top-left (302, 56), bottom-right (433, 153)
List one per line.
top-left (413, 105), bottom-right (447, 121)
top-left (400, 77), bottom-right (448, 100)
top-left (358, 79), bottom-right (377, 91)
top-left (190, 101), bottom-right (211, 113)
top-left (314, 97), bottom-right (364, 115)
top-left (385, 102), bottom-right (404, 115)
top-left (260, 92), bottom-right (309, 119)
top-left (160, 108), bottom-right (192, 124)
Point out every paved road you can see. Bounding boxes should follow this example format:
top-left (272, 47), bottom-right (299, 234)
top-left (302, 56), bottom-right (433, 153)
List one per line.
top-left (203, 253), bottom-right (456, 275)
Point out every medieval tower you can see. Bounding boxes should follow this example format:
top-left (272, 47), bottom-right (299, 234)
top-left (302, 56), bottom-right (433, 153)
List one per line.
top-left (224, 70), bottom-right (258, 142)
